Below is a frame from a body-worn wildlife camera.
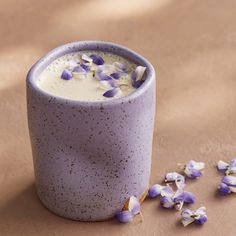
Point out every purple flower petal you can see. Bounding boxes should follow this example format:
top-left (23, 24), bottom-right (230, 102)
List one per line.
top-left (217, 160), bottom-right (229, 171)
top-left (90, 54), bottom-right (104, 65)
top-left (196, 215), bottom-right (208, 225)
top-left (222, 175), bottom-right (236, 186)
top-left (160, 196), bottom-right (175, 209)
top-left (98, 72), bottom-right (113, 81)
top-left (103, 88), bottom-right (118, 98)
top-left (110, 72), bottom-right (122, 80)
top-left (116, 210), bottom-right (133, 223)
top-left (148, 184), bottom-right (164, 198)
top-left (61, 69), bottom-right (73, 80)
top-left (219, 182), bottom-right (231, 195)
top-left (175, 191), bottom-right (196, 204)
top-left (72, 66), bottom-right (84, 73)
top-left (184, 160), bottom-right (205, 179)
top-left (80, 63), bottom-right (90, 72)
top-left (108, 79), bottom-right (118, 88)
top-left (132, 79), bottom-right (144, 88)
top-left (113, 62), bottom-right (128, 72)
top-left (229, 158), bottom-right (236, 168)
top-left (128, 196), bottom-right (140, 215)
top-left (161, 186), bottom-right (175, 197)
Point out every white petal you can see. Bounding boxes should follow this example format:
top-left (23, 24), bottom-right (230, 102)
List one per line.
top-left (161, 186), bottom-right (175, 197)
top-left (229, 186), bottom-right (236, 193)
top-left (194, 161), bottom-right (205, 170)
top-left (195, 206), bottom-right (207, 216)
top-left (81, 54), bottom-right (93, 65)
top-left (182, 217), bottom-right (195, 227)
top-left (135, 66), bottom-right (146, 81)
top-left (217, 160), bottom-right (229, 170)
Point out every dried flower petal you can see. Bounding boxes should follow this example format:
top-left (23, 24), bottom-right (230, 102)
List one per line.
top-left (148, 184), bottom-right (165, 198)
top-left (103, 88), bottom-right (118, 98)
top-left (184, 160), bottom-right (205, 179)
top-left (116, 210), bottom-right (133, 223)
top-left (217, 158), bottom-right (236, 175)
top-left (90, 54), bottom-right (104, 65)
top-left (219, 182), bottom-right (231, 195)
top-left (113, 62), bottom-right (128, 72)
top-left (181, 206), bottom-right (207, 227)
top-left (80, 63), bottom-right (91, 72)
top-left (81, 54), bottom-right (93, 65)
top-left (174, 191), bottom-right (196, 204)
top-left (222, 175), bottom-right (236, 186)
top-left (122, 196), bottom-right (141, 215)
top-left (161, 186), bottom-right (175, 197)
top-left (61, 69), bottom-right (73, 80)
top-left (132, 79), bottom-right (145, 88)
top-left (110, 72), bottom-right (122, 80)
top-left (160, 196), bottom-right (175, 209)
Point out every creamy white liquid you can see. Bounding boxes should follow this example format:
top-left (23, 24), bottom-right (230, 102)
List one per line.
top-left (37, 51), bottom-right (138, 101)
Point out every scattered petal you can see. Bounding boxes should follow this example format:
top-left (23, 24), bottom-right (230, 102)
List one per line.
top-left (217, 160), bottom-right (229, 171)
top-left (219, 182), bottom-right (231, 195)
top-left (148, 184), bottom-right (165, 198)
top-left (161, 186), bottom-right (175, 197)
top-left (90, 54), bottom-right (105, 65)
top-left (127, 196), bottom-right (141, 215)
top-left (160, 196), bottom-right (175, 209)
top-left (174, 191), bottom-right (196, 204)
top-left (116, 211), bottom-right (133, 223)
top-left (98, 72), bottom-right (113, 81)
top-left (181, 206), bottom-right (207, 227)
top-left (61, 69), bottom-right (73, 80)
top-left (222, 175), bottom-right (236, 186)
top-left (131, 66), bottom-right (146, 81)
top-left (103, 88), bottom-right (118, 98)
top-left (184, 160), bottom-right (205, 179)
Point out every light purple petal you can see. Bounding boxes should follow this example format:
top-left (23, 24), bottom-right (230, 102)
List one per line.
top-left (148, 184), bottom-right (164, 198)
top-left (61, 69), bottom-right (73, 80)
top-left (174, 191), bottom-right (196, 204)
top-left (103, 88), bottom-right (118, 98)
top-left (217, 160), bottom-right (229, 171)
top-left (113, 62), bottom-right (128, 72)
top-left (128, 196), bottom-right (140, 215)
top-left (90, 54), bottom-right (104, 65)
top-left (219, 182), bottom-right (231, 195)
top-left (98, 72), bottom-right (113, 81)
top-left (161, 186), bottom-right (175, 197)
top-left (165, 172), bottom-right (185, 183)
top-left (160, 196), bottom-right (175, 209)
top-left (72, 66), bottom-right (84, 73)
top-left (186, 168), bottom-right (202, 179)
top-left (116, 211), bottom-right (133, 223)
top-left (196, 215), bottom-right (207, 225)
top-left (229, 158), bottom-right (236, 168)
top-left (108, 79), bottom-right (118, 88)
top-left (222, 175), bottom-right (236, 186)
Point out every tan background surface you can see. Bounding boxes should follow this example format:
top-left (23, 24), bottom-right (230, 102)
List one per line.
top-left (1, 0), bottom-right (236, 235)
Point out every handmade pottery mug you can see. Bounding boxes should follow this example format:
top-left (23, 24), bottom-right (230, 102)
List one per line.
top-left (27, 41), bottom-right (156, 221)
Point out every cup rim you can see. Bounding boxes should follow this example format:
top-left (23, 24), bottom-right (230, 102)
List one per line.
top-left (27, 40), bottom-right (155, 107)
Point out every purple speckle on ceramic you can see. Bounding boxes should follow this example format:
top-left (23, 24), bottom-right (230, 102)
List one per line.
top-left (26, 41), bottom-right (156, 221)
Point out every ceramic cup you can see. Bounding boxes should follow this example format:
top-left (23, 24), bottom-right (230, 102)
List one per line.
top-left (27, 41), bottom-right (156, 221)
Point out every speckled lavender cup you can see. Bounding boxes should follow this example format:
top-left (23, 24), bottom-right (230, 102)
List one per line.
top-left (27, 41), bottom-right (156, 221)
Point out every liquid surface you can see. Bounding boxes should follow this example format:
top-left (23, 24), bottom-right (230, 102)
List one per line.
top-left (37, 51), bottom-right (145, 101)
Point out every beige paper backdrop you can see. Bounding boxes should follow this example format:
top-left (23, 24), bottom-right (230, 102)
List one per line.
top-left (1, 0), bottom-right (236, 235)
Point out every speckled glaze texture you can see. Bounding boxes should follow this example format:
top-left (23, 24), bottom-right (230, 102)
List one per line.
top-left (27, 41), bottom-right (156, 221)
